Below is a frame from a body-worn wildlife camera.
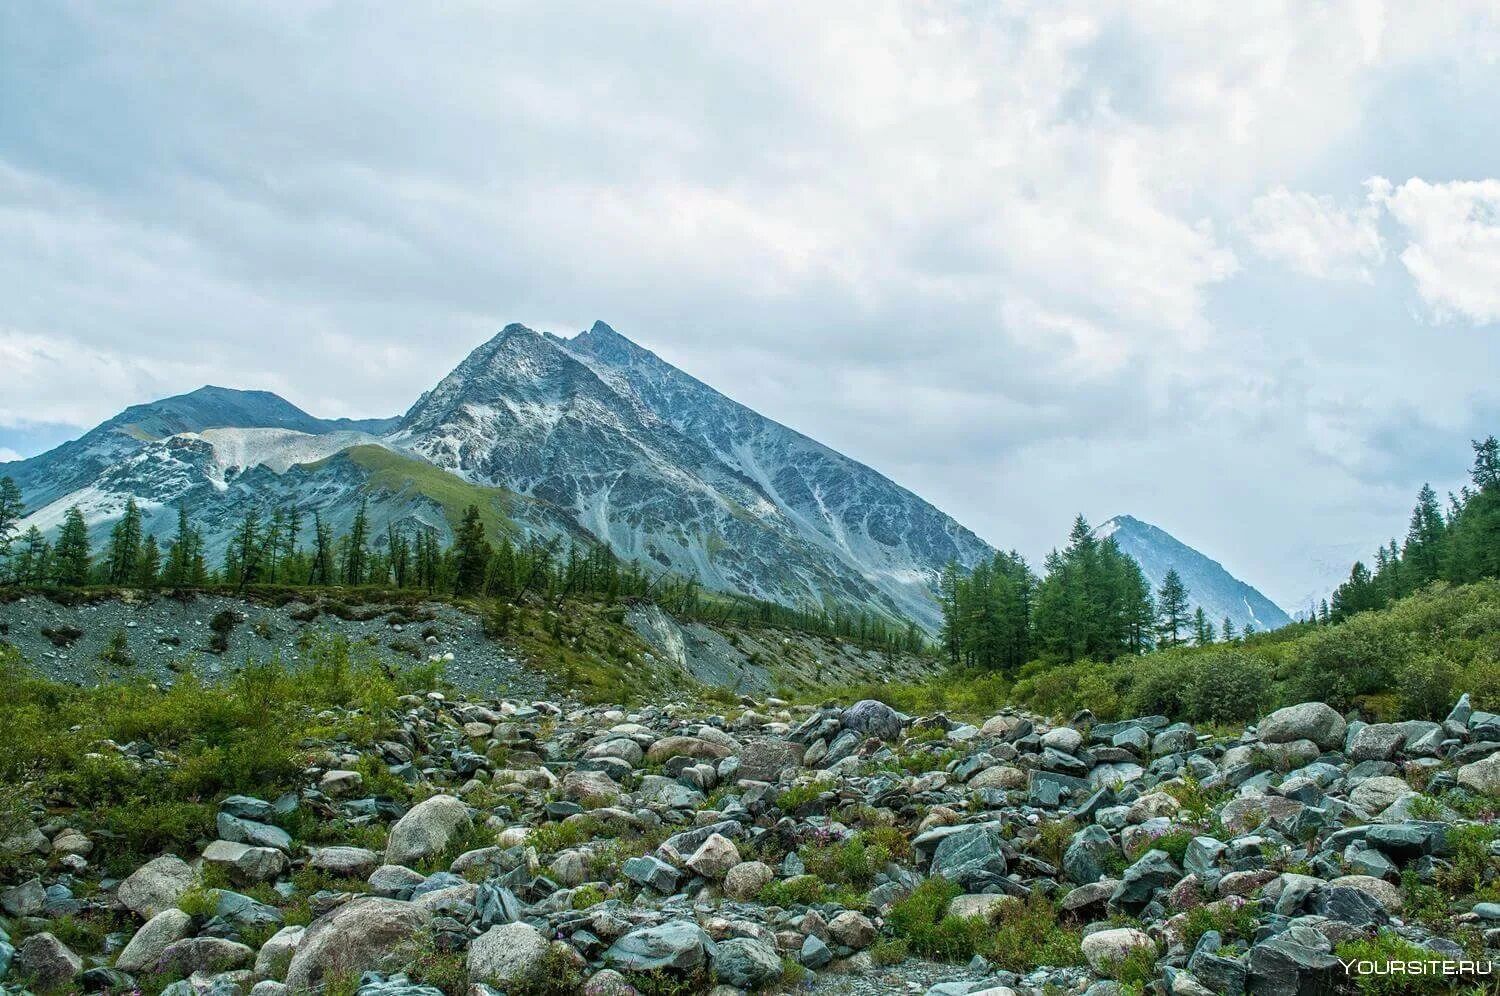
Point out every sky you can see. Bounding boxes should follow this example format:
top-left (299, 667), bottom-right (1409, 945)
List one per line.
top-left (3, 2), bottom-right (1499, 611)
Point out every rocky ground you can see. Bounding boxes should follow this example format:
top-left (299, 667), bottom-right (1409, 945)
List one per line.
top-left (3, 684), bottom-right (1500, 995)
top-left (0, 592), bottom-right (935, 701)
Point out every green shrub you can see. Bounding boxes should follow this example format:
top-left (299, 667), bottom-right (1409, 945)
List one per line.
top-left (1334, 930), bottom-right (1460, 995)
top-left (1180, 649), bottom-right (1270, 723)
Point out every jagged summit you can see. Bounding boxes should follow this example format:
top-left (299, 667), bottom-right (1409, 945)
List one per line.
top-left (12, 320), bottom-right (994, 628)
top-left (1096, 514), bottom-right (1291, 632)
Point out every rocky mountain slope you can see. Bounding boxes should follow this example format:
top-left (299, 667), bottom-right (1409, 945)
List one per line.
top-left (1096, 515), bottom-right (1291, 632)
top-left (3, 654), bottom-right (1496, 994)
top-left (9, 325), bottom-right (993, 629)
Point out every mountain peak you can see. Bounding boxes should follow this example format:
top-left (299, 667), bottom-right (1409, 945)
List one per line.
top-left (1094, 514), bottom-right (1290, 631)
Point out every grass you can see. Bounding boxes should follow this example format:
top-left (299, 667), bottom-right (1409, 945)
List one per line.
top-left (336, 445), bottom-right (519, 540)
top-left (0, 635), bottom-right (439, 876)
top-left (887, 878), bottom-right (1085, 971)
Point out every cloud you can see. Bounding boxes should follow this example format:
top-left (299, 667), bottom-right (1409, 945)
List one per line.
top-left (1239, 184), bottom-right (1386, 281)
top-left (1373, 177), bottom-right (1500, 324)
top-left (0, 446), bottom-right (21, 463)
top-left (1, 1), bottom-right (1500, 608)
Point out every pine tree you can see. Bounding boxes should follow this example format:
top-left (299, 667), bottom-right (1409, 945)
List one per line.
top-left (0, 476), bottom-right (23, 575)
top-left (1221, 616), bottom-right (1237, 642)
top-left (1191, 606), bottom-right (1215, 646)
top-left (137, 534), bottom-right (161, 586)
top-left (309, 512), bottom-right (336, 585)
top-left (1402, 483), bottom-right (1445, 588)
top-left (388, 523), bottom-right (410, 589)
top-left (453, 505), bottom-right (491, 595)
top-left (54, 506), bottom-right (91, 586)
top-left (106, 498), bottom-right (143, 584)
top-left (12, 526), bottom-right (49, 584)
top-left (1154, 568), bottom-right (1190, 648)
top-left (343, 500), bottom-right (369, 585)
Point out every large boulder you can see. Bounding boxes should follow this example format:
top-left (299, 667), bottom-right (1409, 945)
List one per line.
top-left (17, 933), bottom-right (82, 991)
top-left (385, 795), bottom-right (471, 867)
top-left (562, 770), bottom-right (621, 805)
top-left (468, 922), bottom-right (549, 986)
top-left (1258, 703), bottom-right (1346, 751)
top-left (713, 937), bottom-right (781, 988)
top-left (645, 736), bottom-right (731, 765)
top-left (841, 700), bottom-right (904, 741)
top-left (1081, 927), bottom-right (1155, 974)
top-left (604, 921), bottom-right (715, 972)
top-left (216, 812), bottom-right (293, 852)
top-left (1349, 776), bottom-right (1412, 815)
top-left (202, 839), bottom-right (289, 883)
top-left (118, 854), bottom-right (195, 919)
top-left (253, 925), bottom-right (306, 981)
top-left (723, 861), bottom-right (774, 900)
top-left (156, 936), bottom-right (255, 976)
top-left (308, 846), bottom-right (381, 878)
top-left (736, 738), bottom-right (805, 782)
top-left (930, 824), bottom-right (1008, 892)
top-left (1457, 752), bottom-right (1500, 796)
top-left (685, 833), bottom-right (740, 880)
top-left (284, 897), bottom-right (433, 990)
top-left (115, 908), bottom-right (194, 973)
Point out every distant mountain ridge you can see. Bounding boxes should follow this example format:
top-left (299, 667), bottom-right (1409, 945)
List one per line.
top-left (9, 323), bottom-right (992, 628)
top-left (1096, 514), bottom-right (1291, 632)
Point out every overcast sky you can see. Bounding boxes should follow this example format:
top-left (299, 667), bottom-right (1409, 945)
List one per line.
top-left (3, 2), bottom-right (1499, 610)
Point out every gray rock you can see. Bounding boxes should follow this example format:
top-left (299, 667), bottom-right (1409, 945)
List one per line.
top-left (1258, 702), bottom-right (1346, 751)
top-left (605, 921), bottom-right (715, 971)
top-left (841, 699), bottom-right (904, 741)
top-left (468, 922), bottom-right (549, 986)
top-left (1110, 849), bottom-right (1180, 913)
top-left (203, 839), bottom-right (289, 883)
top-left (623, 854), bottom-right (681, 894)
top-left (156, 936), bottom-right (255, 975)
top-left (0, 877), bottom-right (44, 918)
top-left (736, 738), bottom-right (805, 782)
top-left (713, 936), bottom-right (782, 988)
top-left (1246, 923), bottom-right (1339, 996)
top-left (1063, 825), bottom-right (1117, 885)
top-left (253, 925), bottom-right (306, 981)
top-left (118, 854), bottom-right (195, 919)
top-left (1457, 752), bottom-right (1500, 796)
top-left (384, 795), bottom-right (471, 867)
top-left (930, 824), bottom-right (1008, 892)
top-left (284, 897), bottom-right (433, 991)
top-left (216, 812), bottom-right (293, 853)
top-left (308, 845), bottom-right (381, 877)
top-left (17, 933), bottom-right (81, 990)
top-left (115, 908), bottom-right (194, 973)
top-left (799, 933), bottom-right (833, 969)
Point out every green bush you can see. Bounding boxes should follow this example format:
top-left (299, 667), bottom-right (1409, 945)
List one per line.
top-left (1334, 931), bottom-right (1460, 995)
top-left (1180, 649), bottom-right (1271, 723)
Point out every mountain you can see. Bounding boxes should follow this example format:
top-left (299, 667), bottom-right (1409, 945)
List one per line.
top-left (1095, 514), bottom-right (1291, 633)
top-left (4, 386), bottom-right (399, 509)
top-left (9, 325), bottom-right (992, 627)
top-left (388, 323), bottom-right (992, 625)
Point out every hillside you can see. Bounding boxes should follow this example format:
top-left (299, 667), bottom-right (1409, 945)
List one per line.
top-left (1096, 514), bottom-right (1291, 632)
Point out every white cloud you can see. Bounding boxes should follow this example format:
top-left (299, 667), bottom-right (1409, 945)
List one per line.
top-left (0, 446), bottom-right (21, 463)
top-left (1239, 184), bottom-right (1386, 281)
top-left (1373, 177), bottom-right (1500, 324)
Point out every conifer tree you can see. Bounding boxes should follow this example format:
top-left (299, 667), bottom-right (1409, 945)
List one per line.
top-left (137, 534), bottom-right (160, 586)
top-left (309, 512), bottom-right (336, 586)
top-left (453, 504), bottom-right (490, 595)
top-left (1191, 606), bottom-right (1215, 646)
top-left (12, 526), bottom-right (49, 585)
top-left (1154, 568), bottom-right (1190, 648)
top-left (0, 476), bottom-right (23, 573)
top-left (106, 498), bottom-right (143, 584)
top-left (343, 500), bottom-right (369, 585)
top-left (54, 506), bottom-right (91, 586)
top-left (1221, 616), bottom-right (1236, 642)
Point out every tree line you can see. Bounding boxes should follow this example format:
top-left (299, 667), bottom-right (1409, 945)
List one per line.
top-left (938, 514), bottom-right (1250, 674)
top-left (0, 484), bottom-right (924, 654)
top-left (1321, 435), bottom-right (1500, 623)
